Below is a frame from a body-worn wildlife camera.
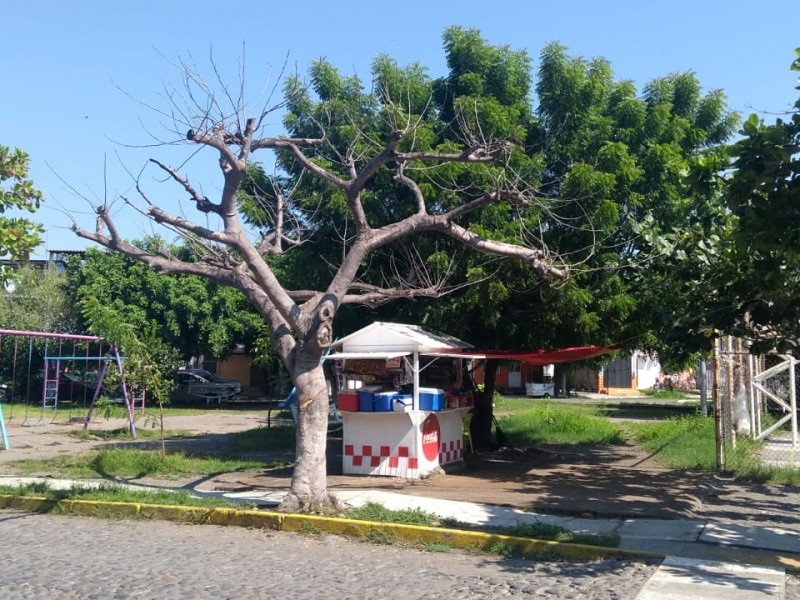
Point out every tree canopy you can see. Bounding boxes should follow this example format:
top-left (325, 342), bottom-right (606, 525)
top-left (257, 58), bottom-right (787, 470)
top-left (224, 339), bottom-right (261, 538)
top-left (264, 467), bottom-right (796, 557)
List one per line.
top-left (365, 35), bottom-right (738, 369)
top-left (0, 146), bottom-right (43, 274)
top-left (711, 49), bottom-right (800, 350)
top-left (0, 265), bottom-right (80, 333)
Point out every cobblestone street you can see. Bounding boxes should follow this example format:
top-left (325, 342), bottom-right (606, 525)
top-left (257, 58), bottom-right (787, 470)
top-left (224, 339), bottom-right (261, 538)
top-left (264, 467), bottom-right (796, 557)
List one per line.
top-left (0, 510), bottom-right (657, 599)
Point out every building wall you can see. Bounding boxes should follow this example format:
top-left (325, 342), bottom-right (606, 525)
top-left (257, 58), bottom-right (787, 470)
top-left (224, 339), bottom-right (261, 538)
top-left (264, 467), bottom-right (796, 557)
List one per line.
top-left (635, 353), bottom-right (661, 390)
top-left (216, 355), bottom-right (251, 386)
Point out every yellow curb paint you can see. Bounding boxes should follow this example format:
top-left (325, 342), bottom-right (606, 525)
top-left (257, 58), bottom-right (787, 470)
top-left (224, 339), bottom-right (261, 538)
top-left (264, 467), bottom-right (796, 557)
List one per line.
top-left (0, 494), bottom-right (657, 561)
top-left (63, 499), bottom-right (140, 519)
top-left (138, 504), bottom-right (210, 523)
top-left (0, 495), bottom-right (668, 563)
top-left (282, 514), bottom-right (372, 537)
top-left (207, 508), bottom-right (283, 530)
top-left (5, 496), bottom-right (60, 513)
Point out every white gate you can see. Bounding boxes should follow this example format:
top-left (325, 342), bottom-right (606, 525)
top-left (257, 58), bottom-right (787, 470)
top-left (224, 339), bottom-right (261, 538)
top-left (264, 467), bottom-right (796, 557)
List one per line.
top-left (749, 355), bottom-right (798, 447)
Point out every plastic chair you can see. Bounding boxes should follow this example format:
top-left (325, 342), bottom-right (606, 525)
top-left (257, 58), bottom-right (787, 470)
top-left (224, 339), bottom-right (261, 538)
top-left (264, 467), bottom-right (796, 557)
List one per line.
top-left (462, 410), bottom-right (474, 454)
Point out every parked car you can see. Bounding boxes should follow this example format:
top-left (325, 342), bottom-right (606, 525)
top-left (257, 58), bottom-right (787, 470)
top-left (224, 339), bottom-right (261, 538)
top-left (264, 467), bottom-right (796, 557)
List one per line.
top-left (170, 369), bottom-right (241, 405)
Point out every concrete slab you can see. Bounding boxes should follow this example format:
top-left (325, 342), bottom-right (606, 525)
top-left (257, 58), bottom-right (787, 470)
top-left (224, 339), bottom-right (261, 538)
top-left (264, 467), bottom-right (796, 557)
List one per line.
top-left (330, 489), bottom-right (623, 535)
top-left (334, 489), bottom-right (544, 526)
top-left (635, 556), bottom-right (785, 599)
top-left (619, 518), bottom-right (705, 542)
top-left (701, 522), bottom-right (800, 553)
top-left (0, 475), bottom-right (169, 493)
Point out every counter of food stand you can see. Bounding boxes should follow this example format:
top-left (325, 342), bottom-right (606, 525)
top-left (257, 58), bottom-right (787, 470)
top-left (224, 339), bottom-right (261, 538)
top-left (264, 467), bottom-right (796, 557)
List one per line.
top-left (326, 322), bottom-right (481, 479)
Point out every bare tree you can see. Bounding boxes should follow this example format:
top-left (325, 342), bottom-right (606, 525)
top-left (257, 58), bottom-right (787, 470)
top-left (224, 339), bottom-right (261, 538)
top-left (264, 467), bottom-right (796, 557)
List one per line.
top-left (72, 56), bottom-right (567, 512)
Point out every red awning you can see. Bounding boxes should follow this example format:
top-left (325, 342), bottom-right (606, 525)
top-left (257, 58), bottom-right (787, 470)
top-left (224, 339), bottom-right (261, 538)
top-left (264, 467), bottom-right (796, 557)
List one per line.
top-left (442, 345), bottom-right (620, 365)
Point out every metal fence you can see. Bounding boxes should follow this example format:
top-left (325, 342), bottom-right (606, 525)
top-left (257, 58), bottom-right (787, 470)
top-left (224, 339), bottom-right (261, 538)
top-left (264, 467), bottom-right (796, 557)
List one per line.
top-left (715, 335), bottom-right (799, 469)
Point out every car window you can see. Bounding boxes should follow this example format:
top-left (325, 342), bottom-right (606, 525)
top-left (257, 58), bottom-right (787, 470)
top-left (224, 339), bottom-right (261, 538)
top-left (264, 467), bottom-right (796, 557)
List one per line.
top-left (190, 369), bottom-right (214, 379)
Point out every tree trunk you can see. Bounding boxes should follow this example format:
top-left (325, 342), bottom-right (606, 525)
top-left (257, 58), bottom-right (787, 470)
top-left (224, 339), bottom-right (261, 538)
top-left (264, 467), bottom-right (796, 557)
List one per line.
top-left (471, 358), bottom-right (499, 451)
top-left (278, 351), bottom-right (340, 513)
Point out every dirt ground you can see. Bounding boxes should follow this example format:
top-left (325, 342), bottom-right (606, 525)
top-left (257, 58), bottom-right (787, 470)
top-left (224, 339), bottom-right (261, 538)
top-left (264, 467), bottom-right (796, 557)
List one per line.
top-left (2, 408), bottom-right (799, 531)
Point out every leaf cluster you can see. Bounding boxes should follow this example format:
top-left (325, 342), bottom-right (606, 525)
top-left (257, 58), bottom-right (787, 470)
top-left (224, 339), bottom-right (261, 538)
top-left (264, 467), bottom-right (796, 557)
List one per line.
top-left (0, 145), bottom-right (43, 269)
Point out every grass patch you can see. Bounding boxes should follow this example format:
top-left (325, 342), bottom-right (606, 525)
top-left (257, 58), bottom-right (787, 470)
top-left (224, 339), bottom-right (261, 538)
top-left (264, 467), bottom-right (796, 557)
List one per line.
top-left (297, 521), bottom-right (323, 536)
top-left (725, 435), bottom-right (800, 486)
top-left (488, 541), bottom-right (517, 556)
top-left (497, 400), bottom-right (625, 446)
top-left (598, 404), bottom-right (700, 420)
top-left (69, 428), bottom-right (194, 441)
top-left (441, 518), bottom-right (619, 548)
top-left (627, 415), bottom-right (800, 484)
top-left (365, 529), bottom-right (397, 545)
top-left (227, 425), bottom-right (296, 452)
top-left (351, 504), bottom-right (618, 549)
top-left (0, 481), bottom-right (246, 509)
top-left (493, 521), bottom-right (619, 547)
top-left (421, 541), bottom-right (451, 553)
top-left (7, 448), bottom-right (269, 480)
top-left (639, 389), bottom-right (697, 401)
top-left (626, 415), bottom-right (716, 469)
top-left (347, 501), bottom-right (439, 526)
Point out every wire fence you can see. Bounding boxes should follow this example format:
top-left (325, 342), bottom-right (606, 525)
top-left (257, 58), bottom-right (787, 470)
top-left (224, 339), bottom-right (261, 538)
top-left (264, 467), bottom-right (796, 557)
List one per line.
top-left (715, 335), bottom-right (799, 469)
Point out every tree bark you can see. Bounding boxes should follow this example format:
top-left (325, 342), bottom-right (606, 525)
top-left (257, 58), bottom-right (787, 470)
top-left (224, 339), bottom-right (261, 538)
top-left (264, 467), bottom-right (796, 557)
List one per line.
top-left (471, 358), bottom-right (499, 451)
top-left (278, 350), bottom-right (340, 513)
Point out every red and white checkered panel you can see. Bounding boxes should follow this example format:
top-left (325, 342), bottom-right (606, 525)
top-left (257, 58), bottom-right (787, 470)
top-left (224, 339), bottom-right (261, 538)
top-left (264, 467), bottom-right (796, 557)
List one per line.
top-left (439, 439), bottom-right (463, 464)
top-left (344, 444), bottom-right (419, 478)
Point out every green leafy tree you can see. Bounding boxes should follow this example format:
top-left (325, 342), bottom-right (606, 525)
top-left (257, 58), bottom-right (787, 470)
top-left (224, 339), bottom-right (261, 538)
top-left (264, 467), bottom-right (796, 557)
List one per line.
top-left (715, 49), bottom-right (800, 350)
top-left (373, 34), bottom-right (737, 447)
top-left (0, 265), bottom-right (80, 333)
top-left (0, 146), bottom-right (43, 273)
top-left (240, 30), bottom-right (738, 451)
top-left (80, 296), bottom-right (181, 454)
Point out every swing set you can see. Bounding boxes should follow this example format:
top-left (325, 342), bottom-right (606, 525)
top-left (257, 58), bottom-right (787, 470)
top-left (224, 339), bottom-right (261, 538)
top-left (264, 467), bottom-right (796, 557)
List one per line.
top-left (0, 328), bottom-right (145, 448)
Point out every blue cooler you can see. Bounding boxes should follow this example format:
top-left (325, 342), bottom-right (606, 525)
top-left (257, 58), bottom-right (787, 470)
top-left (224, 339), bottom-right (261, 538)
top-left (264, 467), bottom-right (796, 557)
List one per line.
top-left (373, 391), bottom-right (397, 412)
top-left (419, 387), bottom-right (445, 411)
top-left (358, 386), bottom-right (384, 412)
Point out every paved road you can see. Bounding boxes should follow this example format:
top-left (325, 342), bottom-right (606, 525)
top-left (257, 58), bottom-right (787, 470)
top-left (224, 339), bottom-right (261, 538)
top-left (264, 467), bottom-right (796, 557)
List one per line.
top-left (0, 510), bottom-right (657, 599)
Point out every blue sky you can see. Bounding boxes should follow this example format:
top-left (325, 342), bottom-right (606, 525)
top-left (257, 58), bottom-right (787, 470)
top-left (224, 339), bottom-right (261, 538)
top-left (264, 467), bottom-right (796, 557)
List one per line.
top-left (2, 0), bottom-right (798, 256)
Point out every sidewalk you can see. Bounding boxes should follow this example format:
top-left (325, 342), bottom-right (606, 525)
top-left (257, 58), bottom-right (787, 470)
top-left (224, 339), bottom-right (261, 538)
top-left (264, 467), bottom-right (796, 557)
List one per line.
top-left (194, 484), bottom-right (800, 599)
top-left (0, 475), bottom-right (795, 598)
top-left (194, 484), bottom-right (800, 566)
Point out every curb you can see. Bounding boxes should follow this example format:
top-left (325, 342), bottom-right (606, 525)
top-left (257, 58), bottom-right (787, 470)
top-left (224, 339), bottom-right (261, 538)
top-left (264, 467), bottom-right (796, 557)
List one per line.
top-left (0, 494), bottom-right (661, 562)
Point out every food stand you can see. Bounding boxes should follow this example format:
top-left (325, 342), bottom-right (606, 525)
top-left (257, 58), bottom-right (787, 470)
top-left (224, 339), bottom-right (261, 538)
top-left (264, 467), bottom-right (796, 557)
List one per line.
top-left (325, 322), bottom-right (481, 479)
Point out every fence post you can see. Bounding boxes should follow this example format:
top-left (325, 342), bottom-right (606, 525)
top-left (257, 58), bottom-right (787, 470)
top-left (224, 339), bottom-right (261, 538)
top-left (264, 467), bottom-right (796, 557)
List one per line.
top-left (698, 359), bottom-right (707, 416)
top-left (790, 357), bottom-right (798, 447)
top-left (712, 335), bottom-right (724, 471)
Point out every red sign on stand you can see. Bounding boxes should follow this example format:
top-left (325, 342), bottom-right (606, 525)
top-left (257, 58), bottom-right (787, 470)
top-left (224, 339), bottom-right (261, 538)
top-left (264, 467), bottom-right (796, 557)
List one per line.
top-left (421, 414), bottom-right (441, 462)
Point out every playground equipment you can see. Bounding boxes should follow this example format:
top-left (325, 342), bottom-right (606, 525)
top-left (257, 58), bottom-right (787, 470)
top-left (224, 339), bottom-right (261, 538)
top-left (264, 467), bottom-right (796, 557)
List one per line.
top-left (0, 384), bottom-right (9, 450)
top-left (0, 329), bottom-right (140, 439)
